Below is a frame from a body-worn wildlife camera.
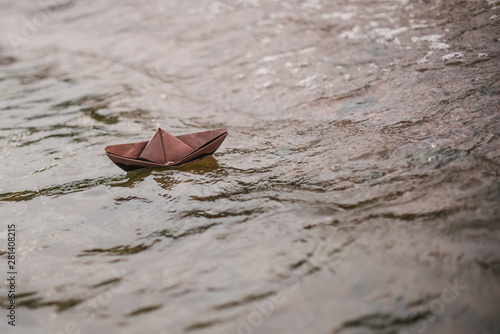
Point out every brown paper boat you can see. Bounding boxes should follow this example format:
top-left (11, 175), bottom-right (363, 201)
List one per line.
top-left (105, 128), bottom-right (228, 171)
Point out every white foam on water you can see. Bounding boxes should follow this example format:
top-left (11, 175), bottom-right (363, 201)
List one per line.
top-left (338, 26), bottom-right (366, 40)
top-left (417, 51), bottom-right (434, 64)
top-left (431, 42), bottom-right (451, 50)
top-left (440, 52), bottom-right (463, 61)
top-left (411, 34), bottom-right (443, 43)
top-left (412, 34), bottom-right (450, 49)
top-left (302, 0), bottom-right (322, 10)
top-left (321, 12), bottom-right (357, 20)
top-left (255, 67), bottom-right (274, 76)
top-left (258, 47), bottom-right (316, 63)
top-left (297, 74), bottom-right (319, 90)
top-left (373, 27), bottom-right (408, 39)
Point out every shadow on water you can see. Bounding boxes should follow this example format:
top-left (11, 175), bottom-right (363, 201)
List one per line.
top-left (0, 292), bottom-right (82, 313)
top-left (78, 242), bottom-right (159, 257)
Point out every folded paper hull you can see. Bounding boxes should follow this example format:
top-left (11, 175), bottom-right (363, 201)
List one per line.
top-left (105, 129), bottom-right (227, 172)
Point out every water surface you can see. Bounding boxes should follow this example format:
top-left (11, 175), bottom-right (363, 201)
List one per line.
top-left (0, 0), bottom-right (499, 333)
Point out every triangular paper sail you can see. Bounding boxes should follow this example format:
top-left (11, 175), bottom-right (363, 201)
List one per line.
top-left (138, 129), bottom-right (167, 163)
top-left (161, 129), bottom-right (194, 162)
top-left (105, 128), bottom-right (227, 172)
top-left (138, 129), bottom-right (194, 163)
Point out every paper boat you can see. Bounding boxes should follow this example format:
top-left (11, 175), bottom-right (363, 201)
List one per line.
top-left (105, 128), bottom-right (228, 171)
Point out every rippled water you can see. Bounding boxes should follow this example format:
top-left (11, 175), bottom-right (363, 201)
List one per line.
top-left (1, 0), bottom-right (499, 333)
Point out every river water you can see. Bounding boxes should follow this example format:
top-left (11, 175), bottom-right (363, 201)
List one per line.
top-left (0, 0), bottom-right (499, 333)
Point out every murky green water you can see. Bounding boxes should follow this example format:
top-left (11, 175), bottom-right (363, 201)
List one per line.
top-left (1, 0), bottom-right (499, 333)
